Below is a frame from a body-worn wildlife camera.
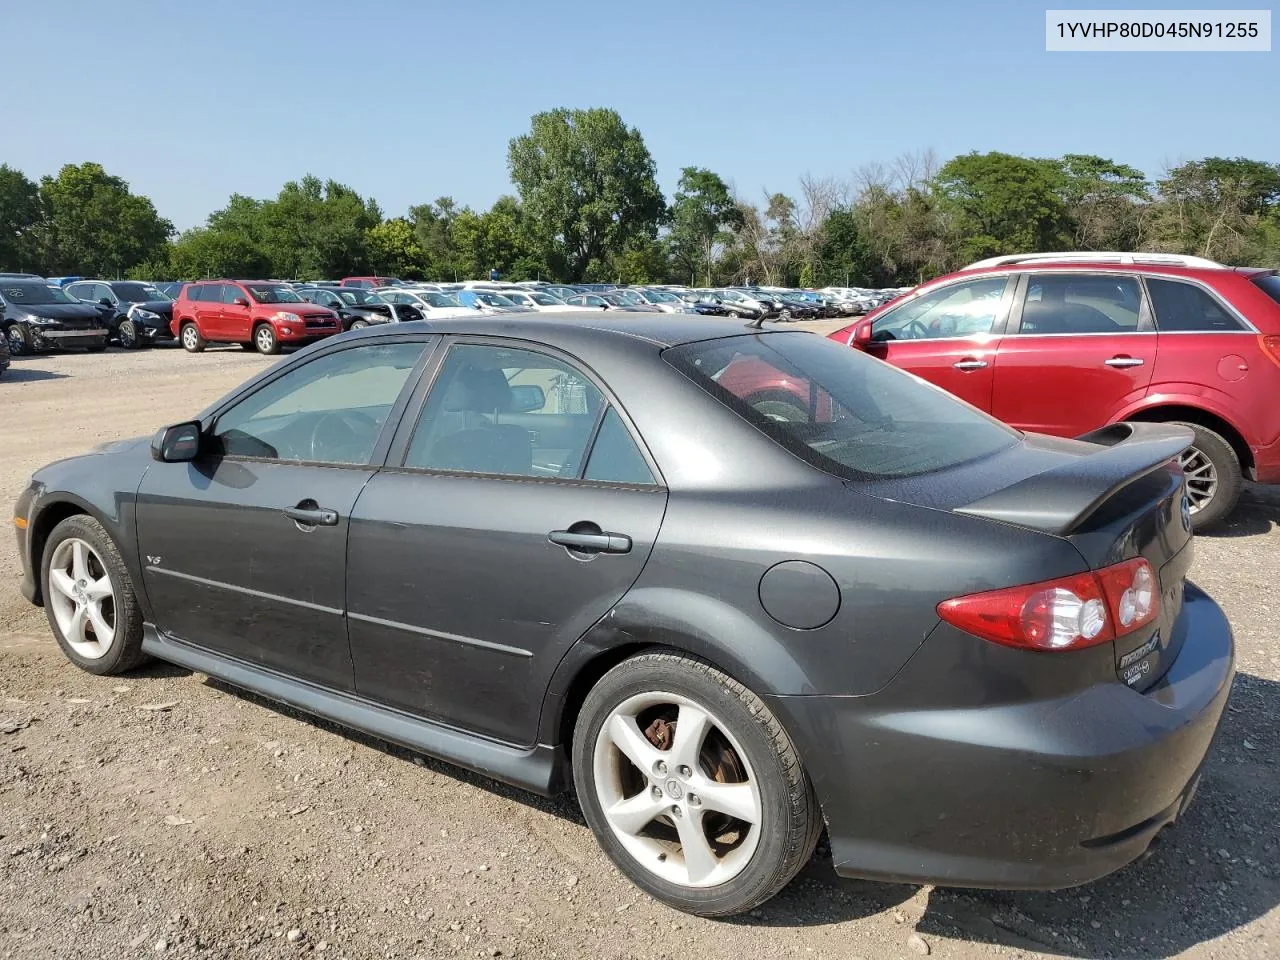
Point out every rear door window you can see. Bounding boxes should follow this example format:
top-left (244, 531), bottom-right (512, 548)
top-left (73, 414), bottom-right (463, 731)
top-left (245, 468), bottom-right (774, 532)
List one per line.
top-left (1016, 274), bottom-right (1144, 334)
top-left (1147, 278), bottom-right (1245, 332)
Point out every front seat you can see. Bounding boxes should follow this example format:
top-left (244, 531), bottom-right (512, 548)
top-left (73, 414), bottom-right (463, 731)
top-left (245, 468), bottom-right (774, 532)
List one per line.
top-left (427, 367), bottom-right (532, 475)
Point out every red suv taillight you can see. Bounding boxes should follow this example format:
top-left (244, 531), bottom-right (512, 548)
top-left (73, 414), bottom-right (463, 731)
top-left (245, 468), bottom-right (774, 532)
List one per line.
top-left (937, 558), bottom-right (1158, 652)
top-left (1259, 334), bottom-right (1280, 369)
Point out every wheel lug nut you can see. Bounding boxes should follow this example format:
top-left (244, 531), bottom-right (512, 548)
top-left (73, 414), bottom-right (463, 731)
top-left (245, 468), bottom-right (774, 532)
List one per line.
top-left (678, 765), bottom-right (692, 779)
top-left (650, 785), bottom-right (663, 800)
top-left (688, 793), bottom-right (701, 807)
top-left (671, 806), bottom-right (683, 818)
top-left (654, 760), bottom-right (667, 775)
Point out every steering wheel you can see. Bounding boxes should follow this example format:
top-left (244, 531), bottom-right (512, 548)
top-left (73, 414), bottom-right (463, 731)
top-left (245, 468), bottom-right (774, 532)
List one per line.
top-left (309, 410), bottom-right (378, 461)
top-left (901, 319), bottom-right (930, 340)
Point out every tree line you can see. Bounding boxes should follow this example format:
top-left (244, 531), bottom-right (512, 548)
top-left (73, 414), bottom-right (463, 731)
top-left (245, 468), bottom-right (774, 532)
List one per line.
top-left (3, 107), bottom-right (1278, 287)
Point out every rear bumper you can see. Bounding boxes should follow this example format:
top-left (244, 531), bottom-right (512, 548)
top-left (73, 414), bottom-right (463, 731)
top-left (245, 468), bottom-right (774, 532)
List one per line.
top-left (769, 582), bottom-right (1233, 890)
top-left (1249, 436), bottom-right (1280, 484)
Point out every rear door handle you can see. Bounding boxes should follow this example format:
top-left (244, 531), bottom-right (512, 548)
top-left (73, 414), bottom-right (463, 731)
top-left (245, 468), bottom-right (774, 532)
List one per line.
top-left (548, 530), bottom-right (632, 554)
top-left (1105, 356), bottom-right (1145, 368)
top-left (953, 359), bottom-right (988, 370)
top-left (283, 505), bottom-right (339, 527)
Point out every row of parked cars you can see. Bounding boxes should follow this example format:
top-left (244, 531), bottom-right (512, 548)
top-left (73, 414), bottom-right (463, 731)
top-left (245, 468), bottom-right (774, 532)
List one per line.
top-left (0, 272), bottom-right (906, 363)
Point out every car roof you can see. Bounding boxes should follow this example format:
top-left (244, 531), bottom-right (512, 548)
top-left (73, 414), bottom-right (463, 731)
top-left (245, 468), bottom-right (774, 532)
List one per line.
top-left (352, 312), bottom-right (770, 348)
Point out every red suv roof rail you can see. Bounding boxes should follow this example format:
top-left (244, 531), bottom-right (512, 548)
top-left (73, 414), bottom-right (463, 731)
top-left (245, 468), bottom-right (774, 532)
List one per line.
top-left (963, 252), bottom-right (1226, 271)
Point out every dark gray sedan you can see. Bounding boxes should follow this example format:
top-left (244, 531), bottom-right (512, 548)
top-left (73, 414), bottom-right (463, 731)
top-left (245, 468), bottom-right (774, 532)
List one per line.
top-left (13, 314), bottom-right (1233, 916)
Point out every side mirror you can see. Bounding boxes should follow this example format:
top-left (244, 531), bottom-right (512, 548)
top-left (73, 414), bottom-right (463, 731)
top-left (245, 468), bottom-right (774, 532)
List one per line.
top-left (508, 384), bottom-right (546, 414)
top-left (150, 421), bottom-right (202, 462)
top-left (852, 323), bottom-right (873, 347)
top-left (99, 298), bottom-right (114, 307)
top-left (234, 297), bottom-right (250, 307)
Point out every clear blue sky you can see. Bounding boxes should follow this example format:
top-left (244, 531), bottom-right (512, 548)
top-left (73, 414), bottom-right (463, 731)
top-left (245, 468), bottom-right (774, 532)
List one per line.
top-left (5, 0), bottom-right (1275, 230)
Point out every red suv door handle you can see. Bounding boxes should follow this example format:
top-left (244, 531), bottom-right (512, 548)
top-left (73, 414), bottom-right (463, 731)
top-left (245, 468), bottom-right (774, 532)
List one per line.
top-left (1105, 356), bottom-right (1145, 368)
top-left (953, 359), bottom-right (988, 371)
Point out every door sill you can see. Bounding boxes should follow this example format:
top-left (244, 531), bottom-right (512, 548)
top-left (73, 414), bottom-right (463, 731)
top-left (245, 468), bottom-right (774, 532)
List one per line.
top-left (141, 624), bottom-right (566, 795)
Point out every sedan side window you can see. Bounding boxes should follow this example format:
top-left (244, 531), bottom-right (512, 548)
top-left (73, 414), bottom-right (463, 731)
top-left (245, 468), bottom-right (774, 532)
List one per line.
top-left (871, 277), bottom-right (1008, 341)
top-left (1146, 278), bottom-right (1244, 332)
top-left (213, 342), bottom-right (427, 464)
top-left (405, 344), bottom-right (603, 478)
top-left (1017, 274), bottom-right (1144, 334)
top-left (583, 407), bottom-right (655, 484)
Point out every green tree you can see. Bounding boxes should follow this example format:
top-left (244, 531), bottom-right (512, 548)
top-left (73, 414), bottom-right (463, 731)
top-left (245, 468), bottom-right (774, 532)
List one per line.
top-left (933, 152), bottom-right (1070, 262)
top-left (38, 162), bottom-right (173, 276)
top-left (409, 197), bottom-right (460, 279)
top-left (1052, 154), bottom-right (1150, 249)
top-left (367, 218), bottom-right (426, 278)
top-left (667, 167), bottom-right (742, 285)
top-left (815, 208), bottom-right (877, 286)
top-left (167, 228), bottom-right (271, 279)
top-left (1149, 157), bottom-right (1280, 263)
top-left (508, 107), bottom-right (665, 281)
top-left (0, 165), bottom-right (43, 272)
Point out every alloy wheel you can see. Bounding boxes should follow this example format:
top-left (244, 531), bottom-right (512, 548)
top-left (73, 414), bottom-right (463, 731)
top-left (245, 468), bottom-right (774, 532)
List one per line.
top-left (1179, 446), bottom-right (1218, 514)
top-left (182, 325), bottom-right (199, 350)
top-left (592, 691), bottom-right (763, 888)
top-left (46, 538), bottom-right (116, 660)
top-left (256, 327), bottom-right (275, 353)
top-left (118, 320), bottom-right (137, 348)
top-left (6, 326), bottom-right (26, 355)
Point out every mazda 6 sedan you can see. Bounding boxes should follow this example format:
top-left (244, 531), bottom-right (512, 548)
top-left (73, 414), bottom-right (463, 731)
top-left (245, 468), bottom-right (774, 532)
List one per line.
top-left (13, 314), bottom-right (1233, 916)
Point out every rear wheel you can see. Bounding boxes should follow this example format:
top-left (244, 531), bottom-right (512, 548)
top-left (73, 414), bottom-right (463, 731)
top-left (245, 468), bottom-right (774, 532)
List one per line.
top-left (180, 322), bottom-right (205, 353)
top-left (254, 323), bottom-right (280, 355)
top-left (573, 651), bottom-right (821, 917)
top-left (1173, 422), bottom-right (1242, 531)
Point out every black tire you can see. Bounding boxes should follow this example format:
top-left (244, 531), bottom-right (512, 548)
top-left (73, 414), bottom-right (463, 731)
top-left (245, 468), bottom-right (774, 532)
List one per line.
top-left (253, 323), bottom-right (280, 355)
top-left (1173, 421), bottom-right (1242, 531)
top-left (180, 321), bottom-right (206, 353)
top-left (573, 651), bottom-right (821, 917)
top-left (6, 323), bottom-right (32, 356)
top-left (39, 514), bottom-right (148, 676)
top-left (117, 319), bottom-right (141, 349)
top-left (349, 319), bottom-right (369, 330)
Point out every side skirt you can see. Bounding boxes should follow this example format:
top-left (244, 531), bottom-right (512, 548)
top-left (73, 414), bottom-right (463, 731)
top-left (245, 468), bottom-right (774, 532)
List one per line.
top-left (141, 625), bottom-right (568, 796)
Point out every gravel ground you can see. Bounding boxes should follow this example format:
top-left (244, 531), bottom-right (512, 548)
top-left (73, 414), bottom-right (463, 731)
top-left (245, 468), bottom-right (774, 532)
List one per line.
top-left (0, 340), bottom-right (1277, 960)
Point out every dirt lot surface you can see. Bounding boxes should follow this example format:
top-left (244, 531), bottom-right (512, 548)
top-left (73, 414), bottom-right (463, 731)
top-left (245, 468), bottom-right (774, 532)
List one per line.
top-left (1, 340), bottom-right (1277, 960)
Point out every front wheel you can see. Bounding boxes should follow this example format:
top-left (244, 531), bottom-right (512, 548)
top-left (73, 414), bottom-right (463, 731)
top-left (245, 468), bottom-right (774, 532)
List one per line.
top-left (40, 514), bottom-right (147, 675)
top-left (1174, 422), bottom-right (1242, 531)
top-left (573, 652), bottom-right (821, 917)
top-left (6, 324), bottom-right (32, 355)
top-left (117, 319), bottom-right (141, 349)
top-left (349, 319), bottom-right (369, 330)
top-left (254, 323), bottom-right (280, 355)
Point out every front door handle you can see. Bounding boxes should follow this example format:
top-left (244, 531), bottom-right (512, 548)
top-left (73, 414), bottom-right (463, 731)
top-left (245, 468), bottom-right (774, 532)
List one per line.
top-left (1105, 356), bottom-right (1145, 368)
top-left (953, 359), bottom-right (988, 370)
top-left (284, 503), bottom-right (339, 527)
top-left (549, 529), bottom-right (632, 555)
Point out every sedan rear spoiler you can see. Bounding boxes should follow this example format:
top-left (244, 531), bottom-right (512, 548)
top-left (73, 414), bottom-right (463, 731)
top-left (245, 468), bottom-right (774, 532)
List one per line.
top-left (955, 422), bottom-right (1193, 535)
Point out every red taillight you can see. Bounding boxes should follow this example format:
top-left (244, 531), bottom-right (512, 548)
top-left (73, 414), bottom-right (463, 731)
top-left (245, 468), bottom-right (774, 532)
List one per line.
top-left (1260, 334), bottom-right (1280, 369)
top-left (938, 558), bottom-right (1158, 652)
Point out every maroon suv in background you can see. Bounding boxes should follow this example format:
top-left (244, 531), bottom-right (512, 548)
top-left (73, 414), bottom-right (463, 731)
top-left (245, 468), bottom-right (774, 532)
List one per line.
top-left (830, 252), bottom-right (1280, 529)
top-left (171, 280), bottom-right (341, 355)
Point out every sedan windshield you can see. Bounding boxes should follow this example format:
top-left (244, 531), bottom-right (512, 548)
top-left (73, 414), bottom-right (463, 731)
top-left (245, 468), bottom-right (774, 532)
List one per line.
top-left (1, 282), bottom-right (79, 305)
top-left (113, 282), bottom-right (169, 302)
top-left (643, 290), bottom-right (679, 304)
top-left (245, 284), bottom-right (304, 304)
top-left (477, 293), bottom-right (516, 307)
top-left (336, 288), bottom-right (378, 306)
top-left (531, 293), bottom-right (564, 306)
top-left (422, 292), bottom-right (463, 308)
top-left (665, 332), bottom-right (1017, 479)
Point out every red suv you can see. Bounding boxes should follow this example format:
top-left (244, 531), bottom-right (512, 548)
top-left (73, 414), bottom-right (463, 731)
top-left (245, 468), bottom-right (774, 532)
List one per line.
top-left (172, 280), bottom-right (341, 355)
top-left (829, 252), bottom-right (1280, 529)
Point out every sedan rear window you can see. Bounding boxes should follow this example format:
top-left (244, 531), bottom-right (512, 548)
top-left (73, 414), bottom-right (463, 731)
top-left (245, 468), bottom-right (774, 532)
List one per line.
top-left (665, 332), bottom-right (1018, 479)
